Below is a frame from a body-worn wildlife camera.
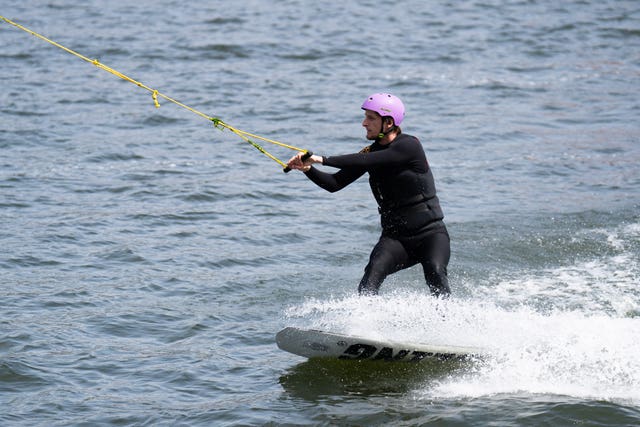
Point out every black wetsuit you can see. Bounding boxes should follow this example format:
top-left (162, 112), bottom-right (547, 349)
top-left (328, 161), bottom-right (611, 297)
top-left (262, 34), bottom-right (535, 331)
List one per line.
top-left (304, 133), bottom-right (450, 297)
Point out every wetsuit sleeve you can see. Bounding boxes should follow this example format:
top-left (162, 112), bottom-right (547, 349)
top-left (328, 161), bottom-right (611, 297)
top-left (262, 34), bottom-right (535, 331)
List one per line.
top-left (303, 166), bottom-right (365, 193)
top-left (323, 136), bottom-right (425, 172)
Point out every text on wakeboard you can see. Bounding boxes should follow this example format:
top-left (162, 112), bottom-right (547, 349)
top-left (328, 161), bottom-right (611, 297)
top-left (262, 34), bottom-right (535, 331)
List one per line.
top-left (337, 343), bottom-right (461, 362)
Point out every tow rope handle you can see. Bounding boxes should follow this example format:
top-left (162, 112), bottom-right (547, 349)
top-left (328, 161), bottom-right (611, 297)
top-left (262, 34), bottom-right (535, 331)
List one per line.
top-left (283, 150), bottom-right (313, 173)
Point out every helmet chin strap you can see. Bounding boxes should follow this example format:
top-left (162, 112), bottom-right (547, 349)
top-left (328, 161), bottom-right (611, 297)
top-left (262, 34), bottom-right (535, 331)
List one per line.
top-left (376, 118), bottom-right (395, 141)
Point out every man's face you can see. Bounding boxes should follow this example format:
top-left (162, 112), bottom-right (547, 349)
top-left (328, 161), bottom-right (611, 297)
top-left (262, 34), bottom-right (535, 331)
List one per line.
top-left (362, 110), bottom-right (383, 140)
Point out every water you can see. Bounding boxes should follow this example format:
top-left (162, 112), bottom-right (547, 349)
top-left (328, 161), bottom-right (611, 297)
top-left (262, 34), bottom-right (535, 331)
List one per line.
top-left (1, 0), bottom-right (639, 425)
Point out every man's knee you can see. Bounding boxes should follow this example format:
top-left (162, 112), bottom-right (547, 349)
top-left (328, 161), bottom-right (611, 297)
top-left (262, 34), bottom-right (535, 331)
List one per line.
top-left (358, 263), bottom-right (384, 295)
top-left (423, 262), bottom-right (450, 296)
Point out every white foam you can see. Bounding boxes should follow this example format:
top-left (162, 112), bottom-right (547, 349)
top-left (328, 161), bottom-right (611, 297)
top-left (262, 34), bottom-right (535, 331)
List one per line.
top-left (427, 309), bottom-right (640, 404)
top-left (285, 292), bottom-right (640, 403)
top-left (470, 251), bottom-right (639, 317)
top-left (284, 292), bottom-right (488, 347)
top-left (283, 219), bottom-right (640, 403)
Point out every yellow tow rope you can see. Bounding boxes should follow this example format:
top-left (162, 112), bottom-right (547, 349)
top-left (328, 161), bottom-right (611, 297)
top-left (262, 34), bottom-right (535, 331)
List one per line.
top-left (0, 15), bottom-right (311, 172)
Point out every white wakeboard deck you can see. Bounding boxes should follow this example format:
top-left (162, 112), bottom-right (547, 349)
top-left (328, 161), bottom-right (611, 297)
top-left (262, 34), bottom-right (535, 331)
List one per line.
top-left (276, 327), bottom-right (484, 362)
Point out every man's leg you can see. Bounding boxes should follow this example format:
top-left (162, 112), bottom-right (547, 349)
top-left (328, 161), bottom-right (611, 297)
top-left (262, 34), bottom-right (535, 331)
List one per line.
top-left (417, 230), bottom-right (451, 297)
top-left (358, 236), bottom-right (412, 295)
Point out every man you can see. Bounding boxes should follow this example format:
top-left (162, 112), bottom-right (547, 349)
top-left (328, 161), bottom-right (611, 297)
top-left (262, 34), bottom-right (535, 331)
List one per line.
top-left (287, 93), bottom-right (450, 297)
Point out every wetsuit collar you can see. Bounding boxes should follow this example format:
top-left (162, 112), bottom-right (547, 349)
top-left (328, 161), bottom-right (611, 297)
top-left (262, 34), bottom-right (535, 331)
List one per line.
top-left (376, 127), bottom-right (400, 145)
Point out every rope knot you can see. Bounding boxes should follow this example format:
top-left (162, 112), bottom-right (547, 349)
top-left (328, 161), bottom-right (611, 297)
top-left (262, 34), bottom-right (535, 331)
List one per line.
top-left (210, 117), bottom-right (224, 129)
top-left (152, 90), bottom-right (160, 108)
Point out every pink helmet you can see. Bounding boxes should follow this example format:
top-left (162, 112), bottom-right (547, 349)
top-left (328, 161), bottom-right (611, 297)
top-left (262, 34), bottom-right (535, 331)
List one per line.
top-left (361, 93), bottom-right (405, 126)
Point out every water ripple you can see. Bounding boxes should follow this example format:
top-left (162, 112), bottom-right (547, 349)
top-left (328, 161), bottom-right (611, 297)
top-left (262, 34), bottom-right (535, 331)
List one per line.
top-left (1, 0), bottom-right (639, 425)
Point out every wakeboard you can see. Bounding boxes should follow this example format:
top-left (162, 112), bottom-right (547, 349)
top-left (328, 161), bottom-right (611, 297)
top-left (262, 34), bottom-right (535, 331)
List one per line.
top-left (276, 327), bottom-right (484, 362)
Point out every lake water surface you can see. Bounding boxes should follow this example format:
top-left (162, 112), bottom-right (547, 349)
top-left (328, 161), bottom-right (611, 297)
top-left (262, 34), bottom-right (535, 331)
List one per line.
top-left (1, 1), bottom-right (639, 425)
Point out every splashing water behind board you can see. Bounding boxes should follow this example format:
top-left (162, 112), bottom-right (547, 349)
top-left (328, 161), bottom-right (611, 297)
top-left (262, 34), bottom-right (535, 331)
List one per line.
top-left (284, 220), bottom-right (640, 404)
top-left (285, 293), bottom-right (640, 403)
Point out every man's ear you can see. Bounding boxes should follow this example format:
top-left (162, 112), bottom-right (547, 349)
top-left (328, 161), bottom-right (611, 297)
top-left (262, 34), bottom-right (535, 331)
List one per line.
top-left (383, 117), bottom-right (395, 130)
